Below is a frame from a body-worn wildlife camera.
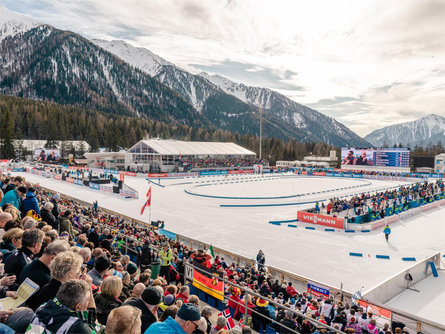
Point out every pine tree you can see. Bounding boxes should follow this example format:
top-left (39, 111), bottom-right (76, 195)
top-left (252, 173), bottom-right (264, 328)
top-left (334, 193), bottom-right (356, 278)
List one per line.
top-left (0, 109), bottom-right (16, 159)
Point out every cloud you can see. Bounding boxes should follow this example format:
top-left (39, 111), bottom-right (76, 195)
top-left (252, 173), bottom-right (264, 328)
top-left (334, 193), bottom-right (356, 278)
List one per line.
top-left (1, 0), bottom-right (444, 136)
top-left (191, 60), bottom-right (305, 91)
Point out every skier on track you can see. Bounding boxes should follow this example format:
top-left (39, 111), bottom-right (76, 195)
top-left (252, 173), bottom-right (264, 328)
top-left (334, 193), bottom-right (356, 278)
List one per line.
top-left (383, 224), bottom-right (391, 242)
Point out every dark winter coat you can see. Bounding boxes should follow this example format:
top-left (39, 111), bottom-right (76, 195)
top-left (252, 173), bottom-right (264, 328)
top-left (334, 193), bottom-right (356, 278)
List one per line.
top-left (94, 293), bottom-right (122, 325)
top-left (123, 297), bottom-right (157, 333)
top-left (41, 208), bottom-right (58, 230)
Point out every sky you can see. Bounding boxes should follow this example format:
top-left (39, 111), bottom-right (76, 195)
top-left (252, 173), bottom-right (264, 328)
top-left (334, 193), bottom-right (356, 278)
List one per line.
top-left (1, 0), bottom-right (444, 135)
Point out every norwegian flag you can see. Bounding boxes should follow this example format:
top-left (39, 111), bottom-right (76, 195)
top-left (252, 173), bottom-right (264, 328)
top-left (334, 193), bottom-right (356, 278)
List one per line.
top-left (239, 317), bottom-right (244, 328)
top-left (140, 187), bottom-right (151, 215)
top-left (223, 309), bottom-right (236, 330)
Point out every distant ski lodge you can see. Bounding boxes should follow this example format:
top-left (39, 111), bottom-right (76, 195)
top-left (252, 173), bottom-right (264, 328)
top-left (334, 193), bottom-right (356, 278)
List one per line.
top-left (85, 139), bottom-right (256, 172)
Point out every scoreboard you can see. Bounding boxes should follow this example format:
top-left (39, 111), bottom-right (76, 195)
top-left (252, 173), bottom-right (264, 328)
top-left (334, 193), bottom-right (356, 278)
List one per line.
top-left (374, 148), bottom-right (410, 168)
top-left (342, 147), bottom-right (410, 169)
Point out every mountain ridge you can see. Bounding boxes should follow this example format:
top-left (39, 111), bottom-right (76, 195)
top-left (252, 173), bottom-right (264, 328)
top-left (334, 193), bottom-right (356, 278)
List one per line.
top-left (364, 114), bottom-right (445, 147)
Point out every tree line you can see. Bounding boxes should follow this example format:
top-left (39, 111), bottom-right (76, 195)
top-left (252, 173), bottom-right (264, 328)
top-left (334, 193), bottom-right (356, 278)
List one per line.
top-left (0, 95), bottom-right (338, 163)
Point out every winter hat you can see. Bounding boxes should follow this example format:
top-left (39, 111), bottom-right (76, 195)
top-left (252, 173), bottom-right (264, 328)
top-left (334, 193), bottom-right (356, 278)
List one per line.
top-left (141, 286), bottom-right (163, 305)
top-left (53, 193), bottom-right (60, 200)
top-left (28, 187), bottom-right (36, 193)
top-left (17, 186), bottom-right (27, 194)
top-left (177, 303), bottom-right (201, 322)
top-left (94, 256), bottom-right (111, 272)
top-left (164, 294), bottom-right (175, 306)
top-left (126, 262), bottom-right (137, 275)
top-left (43, 202), bottom-right (54, 210)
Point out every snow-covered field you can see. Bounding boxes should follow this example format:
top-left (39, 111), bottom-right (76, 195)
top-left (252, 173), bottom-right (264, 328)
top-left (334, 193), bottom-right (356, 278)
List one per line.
top-left (16, 172), bottom-right (445, 308)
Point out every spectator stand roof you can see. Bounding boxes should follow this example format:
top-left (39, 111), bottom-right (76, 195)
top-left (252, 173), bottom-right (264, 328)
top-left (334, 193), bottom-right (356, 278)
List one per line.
top-left (127, 139), bottom-right (256, 157)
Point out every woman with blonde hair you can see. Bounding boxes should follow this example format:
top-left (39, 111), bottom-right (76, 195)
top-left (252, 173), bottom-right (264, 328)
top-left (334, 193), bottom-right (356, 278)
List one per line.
top-left (95, 276), bottom-right (123, 325)
top-left (27, 250), bottom-right (84, 310)
top-left (0, 228), bottom-right (23, 261)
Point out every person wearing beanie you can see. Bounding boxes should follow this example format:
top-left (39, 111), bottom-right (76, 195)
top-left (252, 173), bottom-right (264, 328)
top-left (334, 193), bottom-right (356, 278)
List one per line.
top-left (0, 186), bottom-right (26, 211)
top-left (87, 255), bottom-right (111, 286)
top-left (124, 285), bottom-right (163, 332)
top-left (145, 303), bottom-right (201, 334)
top-left (41, 201), bottom-right (58, 230)
top-left (22, 187), bottom-right (40, 217)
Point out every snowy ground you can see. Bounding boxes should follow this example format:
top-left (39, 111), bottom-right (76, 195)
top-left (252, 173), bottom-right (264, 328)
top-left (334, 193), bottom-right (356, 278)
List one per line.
top-left (385, 271), bottom-right (445, 326)
top-left (16, 172), bottom-right (445, 311)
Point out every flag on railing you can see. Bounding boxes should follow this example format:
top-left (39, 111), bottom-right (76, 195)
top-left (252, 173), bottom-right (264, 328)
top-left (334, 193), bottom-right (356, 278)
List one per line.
top-left (141, 187), bottom-right (151, 215)
top-left (239, 317), bottom-right (244, 328)
top-left (206, 244), bottom-right (215, 264)
top-left (223, 309), bottom-right (236, 329)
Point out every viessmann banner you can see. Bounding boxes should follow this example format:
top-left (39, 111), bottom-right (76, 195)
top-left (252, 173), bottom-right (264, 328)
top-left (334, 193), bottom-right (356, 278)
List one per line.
top-left (297, 211), bottom-right (344, 229)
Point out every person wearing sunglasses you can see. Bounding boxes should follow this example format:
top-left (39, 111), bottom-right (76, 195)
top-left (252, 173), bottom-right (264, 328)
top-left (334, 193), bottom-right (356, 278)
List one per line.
top-left (145, 303), bottom-right (201, 334)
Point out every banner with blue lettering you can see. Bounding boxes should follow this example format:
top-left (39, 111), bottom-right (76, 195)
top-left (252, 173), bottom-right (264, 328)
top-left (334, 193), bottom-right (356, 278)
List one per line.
top-left (307, 281), bottom-right (329, 298)
top-left (158, 228), bottom-right (176, 240)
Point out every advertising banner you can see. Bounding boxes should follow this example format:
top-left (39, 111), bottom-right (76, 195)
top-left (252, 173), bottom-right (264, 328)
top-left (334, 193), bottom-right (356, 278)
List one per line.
top-left (65, 177), bottom-right (74, 183)
top-left (358, 300), bottom-right (391, 319)
top-left (147, 173), bottom-right (168, 178)
top-left (297, 211), bottom-right (344, 229)
top-left (307, 281), bottom-right (330, 298)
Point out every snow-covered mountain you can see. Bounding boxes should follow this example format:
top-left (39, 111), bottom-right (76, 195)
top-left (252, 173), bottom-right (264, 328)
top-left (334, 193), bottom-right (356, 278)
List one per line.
top-left (0, 6), bottom-right (41, 41)
top-left (364, 114), bottom-right (445, 147)
top-left (94, 39), bottom-right (370, 146)
top-left (199, 72), bottom-right (371, 147)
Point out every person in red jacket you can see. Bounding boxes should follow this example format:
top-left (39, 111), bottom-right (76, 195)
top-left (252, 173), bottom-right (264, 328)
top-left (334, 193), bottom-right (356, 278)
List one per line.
top-left (227, 288), bottom-right (241, 318)
top-left (286, 282), bottom-right (297, 298)
top-left (176, 285), bottom-right (190, 304)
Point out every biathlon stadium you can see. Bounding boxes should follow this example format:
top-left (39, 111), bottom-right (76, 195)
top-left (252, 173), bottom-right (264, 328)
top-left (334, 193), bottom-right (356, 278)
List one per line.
top-left (1, 141), bottom-right (445, 334)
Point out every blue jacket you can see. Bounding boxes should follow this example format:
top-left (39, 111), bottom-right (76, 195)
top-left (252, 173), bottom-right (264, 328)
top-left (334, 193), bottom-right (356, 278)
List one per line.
top-left (0, 189), bottom-right (22, 210)
top-left (144, 316), bottom-right (186, 334)
top-left (383, 226), bottom-right (391, 235)
top-left (22, 191), bottom-right (40, 215)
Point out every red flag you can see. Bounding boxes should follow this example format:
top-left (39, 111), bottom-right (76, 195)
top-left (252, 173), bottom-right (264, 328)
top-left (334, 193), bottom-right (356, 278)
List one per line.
top-left (141, 188), bottom-right (151, 215)
top-left (146, 186), bottom-right (151, 198)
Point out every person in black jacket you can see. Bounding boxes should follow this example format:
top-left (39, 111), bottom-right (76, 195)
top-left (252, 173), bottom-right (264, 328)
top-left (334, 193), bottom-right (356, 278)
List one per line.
top-left (41, 202), bottom-right (58, 230)
top-left (29, 251), bottom-right (84, 311)
top-left (139, 240), bottom-right (152, 272)
top-left (4, 229), bottom-right (44, 278)
top-left (94, 276), bottom-right (123, 325)
top-left (278, 310), bottom-right (297, 333)
top-left (252, 298), bottom-right (271, 333)
top-left (123, 286), bottom-right (163, 333)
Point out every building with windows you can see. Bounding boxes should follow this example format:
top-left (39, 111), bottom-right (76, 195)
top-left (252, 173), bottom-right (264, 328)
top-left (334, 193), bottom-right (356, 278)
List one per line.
top-left (84, 139), bottom-right (256, 172)
top-left (125, 139), bottom-right (256, 172)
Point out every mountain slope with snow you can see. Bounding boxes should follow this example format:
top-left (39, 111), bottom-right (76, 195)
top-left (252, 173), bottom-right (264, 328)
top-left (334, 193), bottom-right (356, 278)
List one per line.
top-left (364, 114), bottom-right (445, 147)
top-left (0, 6), bottom-right (41, 41)
top-left (95, 39), bottom-right (370, 146)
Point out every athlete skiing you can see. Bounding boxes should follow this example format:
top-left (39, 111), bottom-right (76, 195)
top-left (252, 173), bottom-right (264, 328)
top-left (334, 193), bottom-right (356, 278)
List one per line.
top-left (383, 224), bottom-right (391, 242)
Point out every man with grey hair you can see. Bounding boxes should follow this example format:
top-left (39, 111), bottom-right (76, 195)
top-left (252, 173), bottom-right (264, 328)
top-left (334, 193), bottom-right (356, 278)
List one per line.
top-left (201, 305), bottom-right (213, 333)
top-left (79, 247), bottom-right (92, 265)
top-left (210, 316), bottom-right (227, 334)
top-left (278, 310), bottom-right (297, 333)
top-left (4, 228), bottom-right (44, 277)
top-left (30, 280), bottom-right (99, 333)
top-left (19, 240), bottom-right (70, 288)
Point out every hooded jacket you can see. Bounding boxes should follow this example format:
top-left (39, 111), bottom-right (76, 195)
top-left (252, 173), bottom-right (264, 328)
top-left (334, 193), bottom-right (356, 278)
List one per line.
top-left (22, 191), bottom-right (40, 216)
top-left (0, 189), bottom-right (22, 210)
top-left (30, 298), bottom-right (99, 334)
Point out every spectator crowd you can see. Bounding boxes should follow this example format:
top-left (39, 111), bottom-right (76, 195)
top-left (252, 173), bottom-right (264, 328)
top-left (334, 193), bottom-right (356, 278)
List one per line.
top-left (0, 173), bottom-right (411, 333)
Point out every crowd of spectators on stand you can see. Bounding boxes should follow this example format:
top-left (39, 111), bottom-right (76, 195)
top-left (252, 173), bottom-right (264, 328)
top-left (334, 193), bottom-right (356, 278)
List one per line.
top-left (319, 180), bottom-right (444, 219)
top-left (0, 173), bottom-right (412, 333)
top-left (180, 158), bottom-right (266, 171)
